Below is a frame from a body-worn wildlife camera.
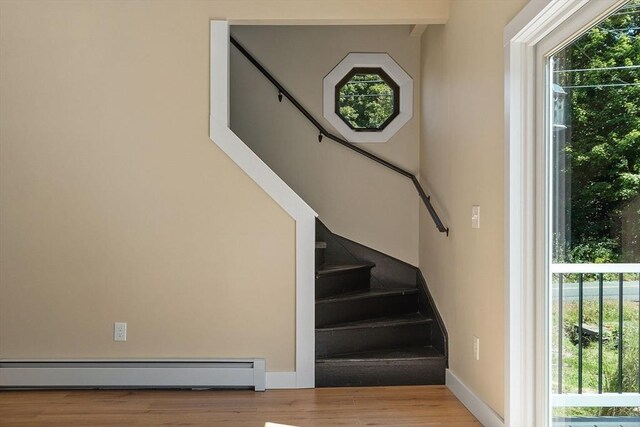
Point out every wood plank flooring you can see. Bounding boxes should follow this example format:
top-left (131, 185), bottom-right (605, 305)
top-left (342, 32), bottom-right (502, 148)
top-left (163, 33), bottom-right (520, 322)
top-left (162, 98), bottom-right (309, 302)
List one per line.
top-left (0, 385), bottom-right (481, 426)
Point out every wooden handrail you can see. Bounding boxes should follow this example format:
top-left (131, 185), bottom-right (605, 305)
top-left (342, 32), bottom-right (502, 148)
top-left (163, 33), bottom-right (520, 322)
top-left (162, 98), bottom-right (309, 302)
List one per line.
top-left (230, 36), bottom-right (449, 236)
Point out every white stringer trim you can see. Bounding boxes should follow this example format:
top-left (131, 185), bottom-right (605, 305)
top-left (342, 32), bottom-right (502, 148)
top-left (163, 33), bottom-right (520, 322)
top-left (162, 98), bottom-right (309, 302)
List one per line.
top-left (210, 20), bottom-right (317, 389)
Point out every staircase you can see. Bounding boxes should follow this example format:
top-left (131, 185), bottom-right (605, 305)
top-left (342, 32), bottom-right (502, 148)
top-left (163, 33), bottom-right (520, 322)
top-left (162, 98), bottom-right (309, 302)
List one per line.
top-left (229, 37), bottom-right (449, 388)
top-left (315, 221), bottom-right (447, 387)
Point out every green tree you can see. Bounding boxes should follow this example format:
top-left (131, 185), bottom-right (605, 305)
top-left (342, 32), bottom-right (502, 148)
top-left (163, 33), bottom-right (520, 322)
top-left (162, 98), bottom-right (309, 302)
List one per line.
top-left (553, 0), bottom-right (640, 263)
top-left (338, 72), bottom-right (395, 129)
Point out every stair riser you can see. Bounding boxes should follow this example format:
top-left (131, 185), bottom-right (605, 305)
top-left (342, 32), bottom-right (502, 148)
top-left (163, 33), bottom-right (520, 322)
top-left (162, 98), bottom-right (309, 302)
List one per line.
top-left (316, 322), bottom-right (431, 358)
top-left (316, 293), bottom-right (419, 327)
top-left (315, 269), bottom-right (371, 299)
top-left (316, 358), bottom-right (446, 387)
top-left (315, 247), bottom-right (325, 269)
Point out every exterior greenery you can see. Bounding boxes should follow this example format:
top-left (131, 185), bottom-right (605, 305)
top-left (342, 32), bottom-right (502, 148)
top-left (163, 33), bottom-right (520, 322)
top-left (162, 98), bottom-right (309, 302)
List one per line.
top-left (552, 0), bottom-right (640, 264)
top-left (551, 3), bottom-right (639, 419)
top-left (337, 72), bottom-right (396, 130)
top-left (552, 295), bottom-right (639, 417)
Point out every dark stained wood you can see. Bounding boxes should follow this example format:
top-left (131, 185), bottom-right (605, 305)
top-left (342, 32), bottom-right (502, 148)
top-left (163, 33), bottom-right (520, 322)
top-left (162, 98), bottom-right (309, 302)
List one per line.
top-left (314, 221), bottom-right (447, 387)
top-left (0, 385), bottom-right (481, 426)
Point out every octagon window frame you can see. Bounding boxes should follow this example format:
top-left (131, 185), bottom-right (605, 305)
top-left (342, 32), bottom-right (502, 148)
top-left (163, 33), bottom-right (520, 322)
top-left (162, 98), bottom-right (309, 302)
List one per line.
top-left (323, 53), bottom-right (413, 143)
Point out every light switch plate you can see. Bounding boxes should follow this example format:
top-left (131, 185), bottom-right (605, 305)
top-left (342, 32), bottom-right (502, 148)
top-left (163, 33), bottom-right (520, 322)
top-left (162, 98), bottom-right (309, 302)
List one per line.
top-left (472, 205), bottom-right (480, 229)
top-left (473, 336), bottom-right (480, 360)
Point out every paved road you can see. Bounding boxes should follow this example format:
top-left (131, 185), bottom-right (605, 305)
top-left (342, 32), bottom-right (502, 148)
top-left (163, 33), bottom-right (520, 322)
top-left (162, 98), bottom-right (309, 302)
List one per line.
top-left (551, 280), bottom-right (640, 301)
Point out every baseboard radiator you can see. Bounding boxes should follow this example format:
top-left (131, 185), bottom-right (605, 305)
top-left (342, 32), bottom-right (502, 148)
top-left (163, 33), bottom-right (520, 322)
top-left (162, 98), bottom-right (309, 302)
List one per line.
top-left (0, 359), bottom-right (266, 391)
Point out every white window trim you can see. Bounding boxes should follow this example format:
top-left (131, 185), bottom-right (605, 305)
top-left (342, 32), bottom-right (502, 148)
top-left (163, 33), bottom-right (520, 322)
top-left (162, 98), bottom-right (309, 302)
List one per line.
top-left (504, 0), bottom-right (628, 425)
top-left (323, 53), bottom-right (413, 143)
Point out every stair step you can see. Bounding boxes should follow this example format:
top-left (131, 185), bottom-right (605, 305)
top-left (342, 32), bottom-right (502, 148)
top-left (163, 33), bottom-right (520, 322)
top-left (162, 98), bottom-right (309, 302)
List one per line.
top-left (316, 288), bottom-right (419, 327)
top-left (316, 346), bottom-right (446, 387)
top-left (315, 242), bottom-right (327, 269)
top-left (313, 219), bottom-right (447, 388)
top-left (318, 345), bottom-right (444, 361)
top-left (316, 313), bottom-right (432, 358)
top-left (315, 263), bottom-right (374, 299)
top-left (316, 287), bottom-right (418, 302)
top-left (316, 263), bottom-right (375, 278)
top-left (318, 312), bottom-right (429, 331)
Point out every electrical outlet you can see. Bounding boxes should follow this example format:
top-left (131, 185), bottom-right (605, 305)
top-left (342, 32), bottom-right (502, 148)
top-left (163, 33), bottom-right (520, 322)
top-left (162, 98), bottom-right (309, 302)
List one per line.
top-left (473, 336), bottom-right (480, 360)
top-left (472, 206), bottom-right (480, 229)
top-left (114, 322), bottom-right (127, 341)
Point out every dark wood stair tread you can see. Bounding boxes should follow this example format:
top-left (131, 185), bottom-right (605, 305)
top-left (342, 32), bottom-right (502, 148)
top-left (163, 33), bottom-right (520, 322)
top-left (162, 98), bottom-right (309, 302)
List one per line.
top-left (316, 287), bottom-right (417, 303)
top-left (314, 219), bottom-right (446, 387)
top-left (315, 346), bottom-right (446, 386)
top-left (317, 312), bottom-right (431, 331)
top-left (317, 345), bottom-right (444, 362)
top-left (316, 263), bottom-right (375, 278)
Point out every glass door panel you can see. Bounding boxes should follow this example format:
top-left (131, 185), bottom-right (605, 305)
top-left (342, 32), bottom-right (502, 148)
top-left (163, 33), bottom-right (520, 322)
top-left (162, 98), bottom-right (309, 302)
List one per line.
top-left (546, 1), bottom-right (640, 424)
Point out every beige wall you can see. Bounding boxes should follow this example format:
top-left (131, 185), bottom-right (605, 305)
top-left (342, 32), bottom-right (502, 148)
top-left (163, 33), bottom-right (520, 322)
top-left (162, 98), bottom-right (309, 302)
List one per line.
top-left (0, 0), bottom-right (447, 372)
top-left (419, 0), bottom-right (527, 416)
top-left (231, 25), bottom-right (421, 265)
top-left (0, 0), bottom-right (299, 370)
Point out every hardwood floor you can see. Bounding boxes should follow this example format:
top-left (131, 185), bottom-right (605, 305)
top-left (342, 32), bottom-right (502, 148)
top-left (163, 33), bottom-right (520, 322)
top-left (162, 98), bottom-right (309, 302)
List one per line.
top-left (0, 385), bottom-right (481, 426)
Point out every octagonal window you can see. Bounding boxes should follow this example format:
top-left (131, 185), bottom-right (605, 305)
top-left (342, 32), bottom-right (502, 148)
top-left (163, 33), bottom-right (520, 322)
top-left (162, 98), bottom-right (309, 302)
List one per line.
top-left (324, 53), bottom-right (413, 143)
top-left (335, 68), bottom-right (399, 131)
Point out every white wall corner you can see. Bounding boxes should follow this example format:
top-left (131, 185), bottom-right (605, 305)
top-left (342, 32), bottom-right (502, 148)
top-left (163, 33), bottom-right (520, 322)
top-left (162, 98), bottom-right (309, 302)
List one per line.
top-left (294, 214), bottom-right (316, 388)
top-left (446, 369), bottom-right (504, 427)
top-left (209, 20), bottom-right (317, 389)
top-left (253, 359), bottom-right (266, 391)
top-left (409, 24), bottom-right (428, 38)
top-left (211, 21), bottom-right (230, 127)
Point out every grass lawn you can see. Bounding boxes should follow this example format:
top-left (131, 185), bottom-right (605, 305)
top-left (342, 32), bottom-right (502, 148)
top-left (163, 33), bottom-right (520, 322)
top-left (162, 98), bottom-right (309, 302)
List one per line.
top-left (551, 294), bottom-right (640, 417)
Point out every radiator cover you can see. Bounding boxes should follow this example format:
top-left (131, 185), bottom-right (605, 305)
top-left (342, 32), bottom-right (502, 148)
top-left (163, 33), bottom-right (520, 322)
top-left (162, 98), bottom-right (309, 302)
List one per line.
top-left (0, 359), bottom-right (266, 391)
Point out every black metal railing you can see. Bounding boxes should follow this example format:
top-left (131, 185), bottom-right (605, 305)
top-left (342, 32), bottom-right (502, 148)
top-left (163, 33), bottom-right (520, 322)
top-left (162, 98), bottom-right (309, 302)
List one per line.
top-left (552, 265), bottom-right (640, 406)
top-left (230, 36), bottom-right (449, 236)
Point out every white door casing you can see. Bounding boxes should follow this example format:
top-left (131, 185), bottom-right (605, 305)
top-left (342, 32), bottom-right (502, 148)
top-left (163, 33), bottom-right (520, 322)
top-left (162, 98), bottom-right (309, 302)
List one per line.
top-left (504, 0), bottom-right (627, 425)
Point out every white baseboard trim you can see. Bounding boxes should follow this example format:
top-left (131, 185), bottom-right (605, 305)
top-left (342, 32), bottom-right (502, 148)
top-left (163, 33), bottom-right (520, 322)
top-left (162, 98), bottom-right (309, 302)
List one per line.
top-left (446, 369), bottom-right (504, 427)
top-left (266, 372), bottom-right (297, 389)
